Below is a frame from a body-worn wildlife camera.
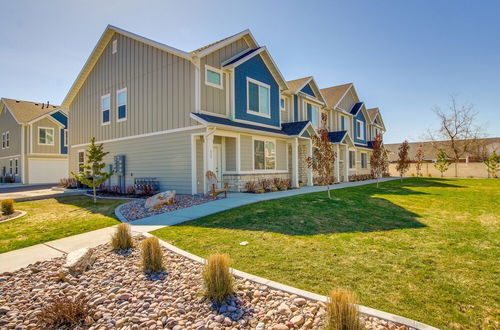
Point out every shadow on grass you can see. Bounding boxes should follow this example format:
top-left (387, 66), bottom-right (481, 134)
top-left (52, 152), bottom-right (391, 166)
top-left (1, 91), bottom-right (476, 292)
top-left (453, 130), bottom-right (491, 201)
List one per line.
top-left (49, 195), bottom-right (124, 219)
top-left (172, 178), bottom-right (463, 236)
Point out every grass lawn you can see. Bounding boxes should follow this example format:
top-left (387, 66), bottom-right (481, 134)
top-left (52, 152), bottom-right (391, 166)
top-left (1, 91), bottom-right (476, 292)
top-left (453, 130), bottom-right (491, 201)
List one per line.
top-left (153, 178), bottom-right (500, 329)
top-left (0, 196), bottom-right (123, 253)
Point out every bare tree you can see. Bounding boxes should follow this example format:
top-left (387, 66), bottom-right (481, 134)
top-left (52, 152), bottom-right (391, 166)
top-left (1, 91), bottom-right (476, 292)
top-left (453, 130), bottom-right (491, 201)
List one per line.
top-left (307, 113), bottom-right (336, 198)
top-left (427, 96), bottom-right (485, 177)
top-left (396, 140), bottom-right (411, 182)
top-left (414, 144), bottom-right (425, 177)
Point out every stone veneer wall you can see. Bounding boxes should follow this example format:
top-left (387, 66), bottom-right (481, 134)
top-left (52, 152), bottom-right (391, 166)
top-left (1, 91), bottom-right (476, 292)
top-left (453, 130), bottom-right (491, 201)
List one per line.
top-left (223, 173), bottom-right (291, 192)
top-left (298, 145), bottom-right (308, 185)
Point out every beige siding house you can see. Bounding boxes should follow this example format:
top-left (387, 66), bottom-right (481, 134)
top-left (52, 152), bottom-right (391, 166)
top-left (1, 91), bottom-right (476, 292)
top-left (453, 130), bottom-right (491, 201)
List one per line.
top-left (0, 98), bottom-right (68, 184)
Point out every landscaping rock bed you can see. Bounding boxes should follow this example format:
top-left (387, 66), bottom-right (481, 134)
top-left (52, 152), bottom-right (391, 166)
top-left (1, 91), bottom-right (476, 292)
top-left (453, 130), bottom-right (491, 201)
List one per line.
top-left (120, 195), bottom-right (218, 221)
top-left (0, 237), bottom-right (411, 329)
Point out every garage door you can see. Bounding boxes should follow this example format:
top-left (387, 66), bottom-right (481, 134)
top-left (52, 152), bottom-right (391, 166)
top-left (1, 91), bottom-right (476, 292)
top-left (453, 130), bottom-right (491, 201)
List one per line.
top-left (28, 158), bottom-right (68, 184)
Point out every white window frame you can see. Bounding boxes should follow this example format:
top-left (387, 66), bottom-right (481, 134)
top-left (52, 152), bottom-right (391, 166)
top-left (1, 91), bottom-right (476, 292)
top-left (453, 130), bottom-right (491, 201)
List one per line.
top-left (9, 159), bottom-right (13, 175)
top-left (280, 97), bottom-right (286, 112)
top-left (1, 133), bottom-right (5, 149)
top-left (5, 131), bottom-right (9, 148)
top-left (252, 137), bottom-right (277, 171)
top-left (349, 150), bottom-right (356, 169)
top-left (38, 127), bottom-right (54, 146)
top-left (361, 152), bottom-right (367, 169)
top-left (356, 120), bottom-right (365, 139)
top-left (78, 150), bottom-right (85, 173)
top-left (116, 88), bottom-right (127, 122)
top-left (304, 101), bottom-right (319, 127)
top-left (101, 93), bottom-right (111, 126)
top-left (63, 129), bottom-right (68, 147)
top-left (204, 65), bottom-right (223, 89)
top-left (246, 77), bottom-right (271, 118)
top-left (14, 158), bottom-right (18, 175)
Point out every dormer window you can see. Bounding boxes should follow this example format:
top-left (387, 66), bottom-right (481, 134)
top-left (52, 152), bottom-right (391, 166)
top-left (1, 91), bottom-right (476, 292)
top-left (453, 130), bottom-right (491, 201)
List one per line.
top-left (305, 102), bottom-right (319, 127)
top-left (205, 65), bottom-right (223, 89)
top-left (247, 78), bottom-right (270, 117)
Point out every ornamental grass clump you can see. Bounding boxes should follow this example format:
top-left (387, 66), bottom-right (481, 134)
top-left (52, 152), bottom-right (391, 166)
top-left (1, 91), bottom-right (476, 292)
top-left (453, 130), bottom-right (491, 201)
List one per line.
top-left (111, 223), bottom-right (133, 251)
top-left (203, 253), bottom-right (234, 303)
top-left (325, 289), bottom-right (364, 330)
top-left (1, 199), bottom-right (14, 215)
top-left (141, 237), bottom-right (164, 272)
top-left (37, 296), bottom-right (90, 329)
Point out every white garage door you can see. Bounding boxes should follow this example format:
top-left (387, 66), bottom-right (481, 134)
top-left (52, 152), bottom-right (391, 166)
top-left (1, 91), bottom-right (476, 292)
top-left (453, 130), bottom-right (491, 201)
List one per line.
top-left (28, 158), bottom-right (68, 184)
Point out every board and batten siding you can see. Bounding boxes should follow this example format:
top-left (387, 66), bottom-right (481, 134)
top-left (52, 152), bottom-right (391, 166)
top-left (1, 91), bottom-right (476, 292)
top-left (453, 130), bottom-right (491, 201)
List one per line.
top-left (276, 140), bottom-right (287, 171)
top-left (196, 137), bottom-right (204, 194)
top-left (69, 32), bottom-right (197, 146)
top-left (337, 89), bottom-right (357, 112)
top-left (31, 117), bottom-right (61, 154)
top-left (200, 38), bottom-right (250, 116)
top-left (69, 128), bottom-right (205, 194)
top-left (239, 135), bottom-right (253, 171)
top-left (225, 137), bottom-right (236, 171)
top-left (0, 105), bottom-right (22, 157)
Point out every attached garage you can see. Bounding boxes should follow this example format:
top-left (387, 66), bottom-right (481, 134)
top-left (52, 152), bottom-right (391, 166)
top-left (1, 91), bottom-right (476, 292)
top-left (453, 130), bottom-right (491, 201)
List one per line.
top-left (28, 158), bottom-right (68, 184)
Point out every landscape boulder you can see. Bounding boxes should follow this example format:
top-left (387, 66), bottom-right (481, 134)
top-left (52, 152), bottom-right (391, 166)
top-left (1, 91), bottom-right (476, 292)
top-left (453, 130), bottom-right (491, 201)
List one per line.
top-left (64, 247), bottom-right (95, 273)
top-left (144, 190), bottom-right (176, 210)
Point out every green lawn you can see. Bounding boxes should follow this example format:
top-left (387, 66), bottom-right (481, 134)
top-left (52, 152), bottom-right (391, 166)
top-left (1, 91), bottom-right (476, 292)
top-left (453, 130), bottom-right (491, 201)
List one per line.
top-left (0, 196), bottom-right (123, 253)
top-left (153, 178), bottom-right (500, 329)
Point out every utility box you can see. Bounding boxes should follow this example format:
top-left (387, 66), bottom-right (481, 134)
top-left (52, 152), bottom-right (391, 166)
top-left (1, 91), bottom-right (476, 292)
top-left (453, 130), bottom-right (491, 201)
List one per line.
top-left (114, 155), bottom-right (126, 176)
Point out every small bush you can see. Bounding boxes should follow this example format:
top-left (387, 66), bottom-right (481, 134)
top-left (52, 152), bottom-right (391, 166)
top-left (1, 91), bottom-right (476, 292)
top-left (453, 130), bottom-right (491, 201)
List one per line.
top-left (255, 188), bottom-right (265, 194)
top-left (37, 296), bottom-right (90, 329)
top-left (283, 178), bottom-right (292, 189)
top-left (59, 178), bottom-right (69, 188)
top-left (245, 180), bottom-right (258, 193)
top-left (203, 254), bottom-right (234, 303)
top-left (259, 178), bottom-right (272, 191)
top-left (111, 185), bottom-right (121, 194)
top-left (111, 223), bottom-right (134, 251)
top-left (141, 184), bottom-right (157, 196)
top-left (325, 289), bottom-right (364, 330)
top-left (126, 185), bottom-right (136, 195)
top-left (1, 199), bottom-right (14, 215)
top-left (273, 177), bottom-right (282, 187)
top-left (141, 237), bottom-right (163, 272)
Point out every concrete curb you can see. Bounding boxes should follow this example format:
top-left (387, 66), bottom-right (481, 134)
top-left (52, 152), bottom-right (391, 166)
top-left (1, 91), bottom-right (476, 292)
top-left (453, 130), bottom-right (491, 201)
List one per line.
top-left (146, 233), bottom-right (439, 330)
top-left (83, 193), bottom-right (139, 201)
top-left (0, 210), bottom-right (27, 223)
top-left (115, 203), bottom-right (129, 222)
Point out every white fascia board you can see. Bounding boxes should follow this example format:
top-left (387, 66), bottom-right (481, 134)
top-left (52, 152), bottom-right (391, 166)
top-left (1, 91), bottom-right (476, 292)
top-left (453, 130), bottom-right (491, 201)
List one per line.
top-left (195, 29), bottom-right (258, 58)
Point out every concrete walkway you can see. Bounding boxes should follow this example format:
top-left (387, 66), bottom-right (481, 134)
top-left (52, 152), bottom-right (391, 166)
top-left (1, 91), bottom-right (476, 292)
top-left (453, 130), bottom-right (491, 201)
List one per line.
top-left (123, 178), bottom-right (395, 227)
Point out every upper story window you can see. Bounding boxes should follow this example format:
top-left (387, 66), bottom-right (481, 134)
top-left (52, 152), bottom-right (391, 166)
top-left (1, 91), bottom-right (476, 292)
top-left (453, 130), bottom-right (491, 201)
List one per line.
top-left (356, 120), bottom-right (365, 139)
top-left (254, 139), bottom-right (276, 170)
top-left (247, 78), bottom-right (270, 117)
top-left (64, 129), bottom-right (68, 147)
top-left (305, 102), bottom-right (319, 127)
top-left (339, 115), bottom-right (348, 131)
top-left (280, 97), bottom-right (286, 111)
top-left (38, 127), bottom-right (54, 145)
top-left (349, 150), bottom-right (356, 169)
top-left (1, 133), bottom-right (5, 149)
top-left (5, 131), bottom-right (9, 148)
top-left (117, 88), bottom-right (127, 121)
top-left (101, 94), bottom-right (111, 125)
top-left (205, 65), bottom-right (223, 89)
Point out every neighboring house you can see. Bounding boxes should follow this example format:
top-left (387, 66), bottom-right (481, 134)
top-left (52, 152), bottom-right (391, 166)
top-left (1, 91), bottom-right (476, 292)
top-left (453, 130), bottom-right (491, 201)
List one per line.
top-left (62, 25), bottom-right (386, 194)
top-left (0, 98), bottom-right (68, 183)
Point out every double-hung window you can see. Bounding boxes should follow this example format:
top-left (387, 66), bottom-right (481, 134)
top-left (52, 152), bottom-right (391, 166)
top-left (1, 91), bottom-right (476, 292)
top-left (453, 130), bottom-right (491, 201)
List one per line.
top-left (9, 159), bottom-right (12, 175)
top-left (78, 151), bottom-right (85, 173)
top-left (64, 129), bottom-right (68, 147)
top-left (349, 150), bottom-right (356, 169)
top-left (101, 94), bottom-right (110, 125)
top-left (38, 127), bottom-right (54, 145)
top-left (1, 133), bottom-right (5, 148)
top-left (356, 120), bottom-right (365, 139)
top-left (5, 131), bottom-right (9, 148)
top-left (340, 115), bottom-right (348, 131)
top-left (247, 78), bottom-right (270, 117)
top-left (254, 139), bottom-right (276, 170)
top-left (117, 88), bottom-right (127, 121)
top-left (15, 159), bottom-right (18, 175)
top-left (205, 65), bottom-right (223, 89)
top-left (361, 153), bottom-right (367, 168)
top-left (306, 102), bottom-right (319, 127)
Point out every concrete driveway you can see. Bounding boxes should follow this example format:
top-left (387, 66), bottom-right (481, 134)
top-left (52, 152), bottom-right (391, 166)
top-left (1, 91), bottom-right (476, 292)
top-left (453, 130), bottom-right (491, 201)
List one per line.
top-left (0, 184), bottom-right (82, 201)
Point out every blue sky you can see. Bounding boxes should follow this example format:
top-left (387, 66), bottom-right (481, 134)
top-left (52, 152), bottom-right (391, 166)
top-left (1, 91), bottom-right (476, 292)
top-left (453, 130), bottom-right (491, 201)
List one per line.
top-left (1, 0), bottom-right (498, 143)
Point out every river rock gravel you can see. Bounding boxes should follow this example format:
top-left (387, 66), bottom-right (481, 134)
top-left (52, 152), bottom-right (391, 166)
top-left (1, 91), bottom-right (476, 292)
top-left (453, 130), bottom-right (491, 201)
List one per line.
top-left (0, 237), bottom-right (411, 329)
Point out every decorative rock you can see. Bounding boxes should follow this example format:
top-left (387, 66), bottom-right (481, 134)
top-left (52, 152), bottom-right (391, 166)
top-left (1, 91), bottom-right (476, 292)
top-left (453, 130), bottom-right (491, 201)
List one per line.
top-left (239, 241), bottom-right (249, 246)
top-left (144, 191), bottom-right (176, 210)
top-left (273, 324), bottom-right (289, 330)
top-left (290, 315), bottom-right (305, 326)
top-left (64, 247), bottom-right (95, 273)
top-left (293, 297), bottom-right (307, 306)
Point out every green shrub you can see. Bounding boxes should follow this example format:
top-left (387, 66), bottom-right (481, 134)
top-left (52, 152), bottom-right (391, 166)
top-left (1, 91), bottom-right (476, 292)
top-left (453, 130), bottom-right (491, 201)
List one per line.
top-left (37, 296), bottom-right (90, 329)
top-left (325, 289), bottom-right (364, 330)
top-left (111, 223), bottom-right (134, 251)
top-left (1, 199), bottom-right (14, 215)
top-left (203, 253), bottom-right (234, 303)
top-left (141, 237), bottom-right (163, 272)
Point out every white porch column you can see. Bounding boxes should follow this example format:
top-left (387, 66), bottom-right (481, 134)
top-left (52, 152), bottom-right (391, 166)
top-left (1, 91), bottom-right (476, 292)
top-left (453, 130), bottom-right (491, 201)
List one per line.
top-left (204, 134), bottom-right (214, 194)
top-left (307, 139), bottom-right (313, 186)
top-left (335, 144), bottom-right (340, 183)
top-left (344, 145), bottom-right (349, 182)
top-left (291, 138), bottom-right (299, 188)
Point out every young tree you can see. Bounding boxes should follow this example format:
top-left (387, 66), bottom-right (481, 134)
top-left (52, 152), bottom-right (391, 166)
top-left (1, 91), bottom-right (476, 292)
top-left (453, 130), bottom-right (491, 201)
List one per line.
top-left (71, 137), bottom-right (113, 203)
top-left (427, 96), bottom-right (485, 177)
top-left (434, 151), bottom-right (450, 178)
top-left (396, 140), bottom-right (411, 182)
top-left (484, 151), bottom-right (499, 178)
top-left (307, 113), bottom-right (336, 199)
top-left (414, 144), bottom-right (425, 177)
top-left (370, 134), bottom-right (387, 188)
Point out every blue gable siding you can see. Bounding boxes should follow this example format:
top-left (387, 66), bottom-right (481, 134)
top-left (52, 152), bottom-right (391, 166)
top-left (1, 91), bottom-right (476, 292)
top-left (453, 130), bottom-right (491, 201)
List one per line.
top-left (234, 55), bottom-right (280, 127)
top-left (51, 111), bottom-right (68, 154)
top-left (300, 83), bottom-right (315, 97)
top-left (293, 95), bottom-right (298, 121)
top-left (353, 110), bottom-right (367, 145)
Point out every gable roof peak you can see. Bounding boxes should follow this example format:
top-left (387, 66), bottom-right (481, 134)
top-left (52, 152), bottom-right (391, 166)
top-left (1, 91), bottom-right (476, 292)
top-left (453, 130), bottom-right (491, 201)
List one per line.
top-left (320, 83), bottom-right (353, 108)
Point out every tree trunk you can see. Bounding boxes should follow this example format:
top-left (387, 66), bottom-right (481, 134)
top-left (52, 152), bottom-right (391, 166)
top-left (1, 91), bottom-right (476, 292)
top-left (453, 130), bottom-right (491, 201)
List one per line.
top-left (455, 162), bottom-right (458, 177)
top-left (93, 177), bottom-right (97, 203)
top-left (376, 177), bottom-right (379, 188)
top-left (326, 185), bottom-right (331, 199)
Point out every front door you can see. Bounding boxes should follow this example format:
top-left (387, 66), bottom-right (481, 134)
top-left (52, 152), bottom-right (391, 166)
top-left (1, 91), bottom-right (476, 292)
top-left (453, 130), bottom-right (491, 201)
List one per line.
top-left (212, 144), bottom-right (222, 188)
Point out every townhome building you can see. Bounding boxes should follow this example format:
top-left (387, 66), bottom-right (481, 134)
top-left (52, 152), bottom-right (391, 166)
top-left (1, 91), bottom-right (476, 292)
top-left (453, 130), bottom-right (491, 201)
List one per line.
top-left (62, 25), bottom-right (386, 194)
top-left (0, 98), bottom-right (68, 183)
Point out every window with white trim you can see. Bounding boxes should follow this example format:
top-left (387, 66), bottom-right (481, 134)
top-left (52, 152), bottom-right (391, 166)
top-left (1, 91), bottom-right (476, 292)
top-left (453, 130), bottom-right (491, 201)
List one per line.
top-left (117, 88), bottom-right (127, 121)
top-left (340, 115), bottom-right (348, 131)
top-left (349, 150), bottom-right (356, 169)
top-left (101, 94), bottom-right (110, 125)
top-left (5, 131), bottom-right (9, 148)
top-left (1, 133), bottom-right (5, 149)
top-left (356, 120), bottom-right (365, 139)
top-left (280, 97), bottom-right (286, 111)
top-left (361, 153), bottom-right (367, 168)
top-left (38, 127), bottom-right (54, 145)
top-left (78, 151), bottom-right (85, 173)
top-left (247, 78), bottom-right (270, 117)
top-left (64, 129), bottom-right (68, 147)
top-left (305, 102), bottom-right (319, 127)
top-left (205, 65), bottom-right (223, 89)
top-left (9, 159), bottom-right (12, 175)
top-left (254, 139), bottom-right (276, 170)
top-left (15, 159), bottom-right (18, 175)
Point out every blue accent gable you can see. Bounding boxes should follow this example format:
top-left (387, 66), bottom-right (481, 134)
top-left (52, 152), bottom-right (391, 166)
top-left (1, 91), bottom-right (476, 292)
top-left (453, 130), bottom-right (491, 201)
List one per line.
top-left (281, 121), bottom-right (309, 135)
top-left (234, 54), bottom-right (280, 127)
top-left (293, 95), bottom-right (298, 121)
top-left (51, 111), bottom-right (68, 154)
top-left (328, 131), bottom-right (347, 143)
top-left (300, 83), bottom-right (316, 97)
top-left (353, 109), bottom-right (367, 145)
